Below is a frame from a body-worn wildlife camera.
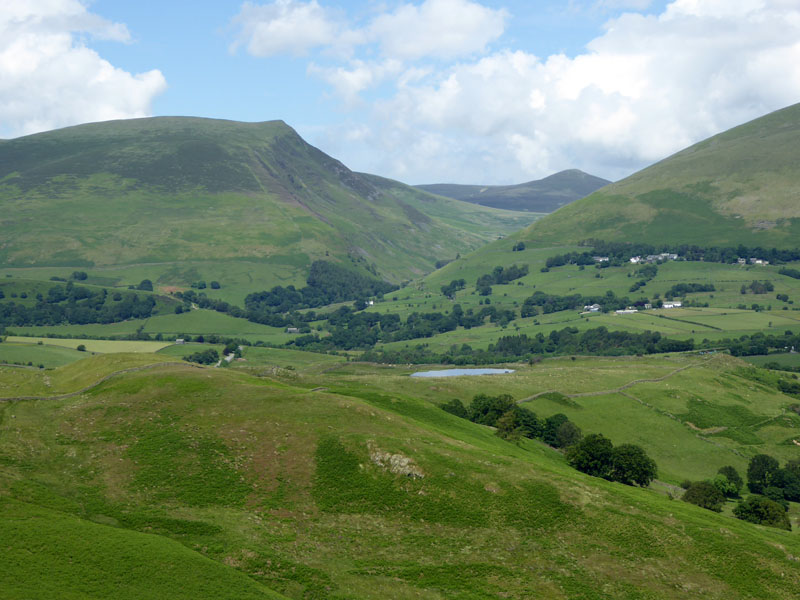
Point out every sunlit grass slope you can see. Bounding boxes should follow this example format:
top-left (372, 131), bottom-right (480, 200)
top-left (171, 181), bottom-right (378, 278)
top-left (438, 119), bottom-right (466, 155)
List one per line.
top-left (1, 354), bottom-right (799, 598)
top-left (1, 498), bottom-right (287, 600)
top-left (518, 102), bottom-right (800, 247)
top-left (0, 117), bottom-right (536, 290)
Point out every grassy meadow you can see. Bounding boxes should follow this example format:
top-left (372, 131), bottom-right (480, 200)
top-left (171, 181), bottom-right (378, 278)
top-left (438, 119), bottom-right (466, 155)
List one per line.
top-left (1, 352), bottom-right (799, 598)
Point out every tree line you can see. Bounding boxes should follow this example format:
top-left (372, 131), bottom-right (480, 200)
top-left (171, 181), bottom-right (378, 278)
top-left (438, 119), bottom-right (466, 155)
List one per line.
top-left (442, 393), bottom-right (657, 487)
top-left (0, 282), bottom-right (159, 326)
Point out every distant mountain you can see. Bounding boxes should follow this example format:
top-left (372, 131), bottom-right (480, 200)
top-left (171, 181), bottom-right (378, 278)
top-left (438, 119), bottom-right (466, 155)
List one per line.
top-left (0, 117), bottom-right (537, 290)
top-left (519, 102), bottom-right (800, 248)
top-left (416, 169), bottom-right (610, 213)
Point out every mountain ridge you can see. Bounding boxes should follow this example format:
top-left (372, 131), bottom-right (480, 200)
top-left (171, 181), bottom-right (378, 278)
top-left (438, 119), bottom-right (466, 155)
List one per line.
top-left (416, 169), bottom-right (610, 212)
top-left (0, 116), bottom-right (538, 292)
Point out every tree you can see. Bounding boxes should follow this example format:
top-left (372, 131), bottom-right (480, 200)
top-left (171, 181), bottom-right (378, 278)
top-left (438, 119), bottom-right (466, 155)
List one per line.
top-left (71, 271), bottom-right (88, 280)
top-left (76, 344), bottom-right (86, 352)
top-left (773, 467), bottom-right (800, 502)
top-left (441, 398), bottom-right (468, 419)
top-left (747, 454), bottom-right (780, 494)
top-left (733, 496), bottom-right (791, 530)
top-left (682, 481), bottom-right (726, 512)
top-left (717, 465), bottom-right (743, 496)
top-left (137, 279), bottom-right (153, 291)
top-left (610, 444), bottom-right (657, 486)
top-left (495, 411), bottom-right (523, 442)
top-left (468, 393), bottom-right (516, 427)
top-left (712, 473), bottom-right (739, 498)
top-left (543, 413), bottom-right (570, 446)
top-left (553, 420), bottom-right (582, 449)
top-left (210, 281), bottom-right (221, 289)
top-left (567, 434), bottom-right (613, 478)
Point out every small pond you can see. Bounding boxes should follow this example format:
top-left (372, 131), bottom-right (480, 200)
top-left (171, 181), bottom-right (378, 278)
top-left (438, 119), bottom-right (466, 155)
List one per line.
top-left (410, 368), bottom-right (515, 378)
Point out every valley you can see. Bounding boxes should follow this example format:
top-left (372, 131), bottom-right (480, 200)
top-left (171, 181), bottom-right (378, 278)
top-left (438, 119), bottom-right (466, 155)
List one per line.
top-left (3, 104), bottom-right (800, 598)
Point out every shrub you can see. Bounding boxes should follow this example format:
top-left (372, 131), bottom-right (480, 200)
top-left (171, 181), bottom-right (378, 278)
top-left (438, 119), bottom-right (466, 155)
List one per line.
top-left (733, 496), bottom-right (791, 530)
top-left (682, 481), bottom-right (726, 512)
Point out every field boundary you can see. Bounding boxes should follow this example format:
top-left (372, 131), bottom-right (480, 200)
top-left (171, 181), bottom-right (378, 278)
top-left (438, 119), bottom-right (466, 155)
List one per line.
top-left (519, 362), bottom-right (701, 403)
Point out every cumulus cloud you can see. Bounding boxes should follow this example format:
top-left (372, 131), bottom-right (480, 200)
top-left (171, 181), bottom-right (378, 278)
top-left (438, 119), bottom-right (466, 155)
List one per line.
top-left (234, 0), bottom-right (800, 183)
top-left (368, 0), bottom-right (507, 60)
top-left (230, 0), bottom-right (343, 56)
top-left (231, 0), bottom-right (507, 60)
top-left (0, 0), bottom-right (165, 138)
top-left (323, 0), bottom-right (800, 183)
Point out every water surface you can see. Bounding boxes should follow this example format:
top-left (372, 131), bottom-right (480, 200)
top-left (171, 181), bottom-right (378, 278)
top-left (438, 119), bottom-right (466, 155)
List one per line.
top-left (410, 368), bottom-right (515, 378)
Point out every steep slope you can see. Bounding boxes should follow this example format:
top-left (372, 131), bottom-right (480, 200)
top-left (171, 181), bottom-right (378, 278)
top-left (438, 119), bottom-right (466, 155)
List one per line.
top-left (0, 117), bottom-right (535, 286)
top-left (1, 354), bottom-right (799, 598)
top-left (518, 102), bottom-right (800, 247)
top-left (416, 169), bottom-right (610, 212)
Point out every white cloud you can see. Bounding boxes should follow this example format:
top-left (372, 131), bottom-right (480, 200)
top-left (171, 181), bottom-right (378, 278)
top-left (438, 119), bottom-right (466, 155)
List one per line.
top-left (231, 0), bottom-right (507, 60)
top-left (0, 1), bottom-right (165, 138)
top-left (230, 0), bottom-right (343, 57)
top-left (368, 0), bottom-right (508, 61)
top-left (318, 0), bottom-right (800, 183)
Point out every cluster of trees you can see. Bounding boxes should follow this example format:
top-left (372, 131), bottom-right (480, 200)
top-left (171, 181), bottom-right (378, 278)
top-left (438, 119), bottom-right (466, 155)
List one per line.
top-left (521, 290), bottom-right (646, 316)
top-left (512, 242), bottom-right (526, 252)
top-left (441, 394), bottom-right (583, 447)
top-left (288, 303), bottom-right (517, 352)
top-left (682, 456), bottom-right (796, 530)
top-left (628, 265), bottom-right (658, 292)
top-left (665, 283), bottom-right (715, 297)
top-left (363, 326), bottom-right (695, 365)
top-left (741, 280), bottom-right (774, 294)
top-left (779, 267), bottom-right (800, 280)
top-left (244, 261), bottom-right (397, 315)
top-left (567, 434), bottom-right (658, 486)
top-left (476, 264), bottom-right (528, 295)
top-left (0, 283), bottom-right (159, 326)
top-left (183, 348), bottom-right (219, 365)
top-left (681, 465), bottom-right (744, 512)
top-left (440, 279), bottom-right (466, 299)
top-left (720, 330), bottom-right (800, 357)
top-left (442, 394), bottom-right (657, 487)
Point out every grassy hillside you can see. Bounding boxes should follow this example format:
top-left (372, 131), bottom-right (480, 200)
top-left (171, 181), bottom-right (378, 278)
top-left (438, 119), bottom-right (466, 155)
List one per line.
top-left (518, 103), bottom-right (800, 247)
top-left (0, 117), bottom-right (536, 294)
top-left (1, 353), bottom-right (799, 598)
top-left (417, 169), bottom-right (610, 213)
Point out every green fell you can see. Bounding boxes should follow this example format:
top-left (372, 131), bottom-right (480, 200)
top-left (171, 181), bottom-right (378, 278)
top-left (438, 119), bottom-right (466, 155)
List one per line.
top-left (518, 102), bottom-right (800, 247)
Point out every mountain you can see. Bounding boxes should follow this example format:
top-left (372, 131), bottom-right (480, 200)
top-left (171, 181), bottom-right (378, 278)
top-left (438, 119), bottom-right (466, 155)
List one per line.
top-left (519, 103), bottom-right (800, 247)
top-left (0, 117), bottom-right (537, 291)
top-left (416, 169), bottom-right (610, 212)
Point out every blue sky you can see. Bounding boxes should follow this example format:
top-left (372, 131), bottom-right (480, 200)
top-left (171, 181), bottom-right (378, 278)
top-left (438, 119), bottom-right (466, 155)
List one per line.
top-left (2, 1), bottom-right (799, 184)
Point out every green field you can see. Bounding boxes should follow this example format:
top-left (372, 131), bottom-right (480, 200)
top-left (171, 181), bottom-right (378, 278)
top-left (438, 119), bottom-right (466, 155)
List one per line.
top-left (5, 336), bottom-right (171, 354)
top-left (744, 352), bottom-right (800, 368)
top-left (0, 341), bottom-right (87, 368)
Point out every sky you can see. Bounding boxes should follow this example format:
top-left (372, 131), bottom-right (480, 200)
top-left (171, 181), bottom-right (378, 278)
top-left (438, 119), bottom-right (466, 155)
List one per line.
top-left (2, 1), bottom-right (800, 185)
